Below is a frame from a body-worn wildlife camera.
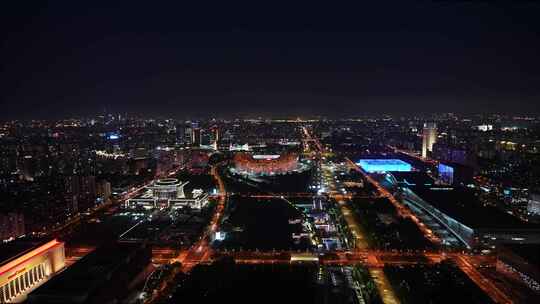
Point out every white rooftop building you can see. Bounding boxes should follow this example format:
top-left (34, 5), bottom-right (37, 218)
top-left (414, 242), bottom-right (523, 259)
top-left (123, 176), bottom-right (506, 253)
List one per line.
top-left (126, 178), bottom-right (209, 210)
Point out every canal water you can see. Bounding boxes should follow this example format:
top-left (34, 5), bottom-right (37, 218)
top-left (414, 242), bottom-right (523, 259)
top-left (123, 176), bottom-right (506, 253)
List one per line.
top-left (218, 197), bottom-right (308, 251)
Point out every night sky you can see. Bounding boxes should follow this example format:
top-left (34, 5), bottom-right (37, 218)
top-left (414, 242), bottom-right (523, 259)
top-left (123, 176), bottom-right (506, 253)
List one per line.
top-left (2, 2), bottom-right (540, 119)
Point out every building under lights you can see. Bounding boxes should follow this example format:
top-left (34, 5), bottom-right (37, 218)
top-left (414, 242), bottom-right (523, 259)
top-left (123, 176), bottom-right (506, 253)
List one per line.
top-left (422, 122), bottom-right (437, 158)
top-left (400, 187), bottom-right (540, 248)
top-left (28, 242), bottom-right (151, 304)
top-left (357, 159), bottom-right (412, 173)
top-left (0, 213), bottom-right (25, 242)
top-left (125, 178), bottom-right (209, 210)
top-left (209, 125), bottom-right (219, 150)
top-left (192, 127), bottom-right (201, 147)
top-left (528, 193), bottom-right (540, 217)
top-left (233, 152), bottom-right (299, 176)
top-left (0, 239), bottom-right (65, 303)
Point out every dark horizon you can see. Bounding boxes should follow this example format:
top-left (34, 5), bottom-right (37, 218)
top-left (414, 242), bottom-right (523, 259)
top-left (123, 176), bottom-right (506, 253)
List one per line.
top-left (3, 109), bottom-right (540, 122)
top-left (2, 2), bottom-right (540, 119)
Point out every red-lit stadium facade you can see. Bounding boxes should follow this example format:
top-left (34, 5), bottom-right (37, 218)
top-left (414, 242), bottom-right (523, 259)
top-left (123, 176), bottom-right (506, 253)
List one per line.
top-left (233, 153), bottom-right (299, 176)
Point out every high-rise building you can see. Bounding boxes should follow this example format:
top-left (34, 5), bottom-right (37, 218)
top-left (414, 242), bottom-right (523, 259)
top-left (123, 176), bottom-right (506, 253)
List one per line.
top-left (184, 126), bottom-right (193, 146)
top-left (132, 147), bottom-right (148, 159)
top-left (211, 126), bottom-right (220, 150)
top-left (192, 128), bottom-right (201, 147)
top-left (0, 212), bottom-right (25, 241)
top-left (175, 124), bottom-right (185, 144)
top-left (422, 122), bottom-right (437, 158)
top-left (64, 175), bottom-right (81, 197)
top-left (432, 142), bottom-right (475, 165)
top-left (20, 154), bottom-right (38, 181)
top-left (80, 176), bottom-right (96, 198)
top-left (97, 180), bottom-right (112, 202)
top-left (64, 175), bottom-right (97, 212)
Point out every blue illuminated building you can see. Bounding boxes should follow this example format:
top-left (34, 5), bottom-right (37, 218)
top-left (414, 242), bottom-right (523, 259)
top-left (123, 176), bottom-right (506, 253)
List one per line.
top-left (438, 163), bottom-right (454, 185)
top-left (357, 159), bottom-right (412, 173)
top-left (107, 132), bottom-right (120, 140)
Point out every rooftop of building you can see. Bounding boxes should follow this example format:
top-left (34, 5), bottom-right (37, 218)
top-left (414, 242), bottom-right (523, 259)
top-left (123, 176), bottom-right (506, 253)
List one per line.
top-left (390, 171), bottom-right (434, 186)
top-left (438, 161), bottom-right (474, 170)
top-left (0, 238), bottom-right (55, 267)
top-left (29, 241), bottom-right (148, 299)
top-left (154, 178), bottom-right (181, 186)
top-left (358, 158), bottom-right (411, 165)
top-left (411, 186), bottom-right (535, 230)
top-left (357, 158), bottom-right (413, 173)
top-left (504, 243), bottom-right (540, 270)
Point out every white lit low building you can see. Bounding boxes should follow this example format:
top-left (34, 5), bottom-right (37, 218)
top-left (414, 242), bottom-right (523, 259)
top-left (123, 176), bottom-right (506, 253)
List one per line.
top-left (528, 193), bottom-right (540, 217)
top-left (400, 187), bottom-right (540, 248)
top-left (148, 178), bottom-right (187, 201)
top-left (125, 178), bottom-right (209, 211)
top-left (170, 189), bottom-right (209, 210)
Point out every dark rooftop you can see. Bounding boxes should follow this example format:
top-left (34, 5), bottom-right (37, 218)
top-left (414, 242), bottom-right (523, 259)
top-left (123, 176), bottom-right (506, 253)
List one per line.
top-left (411, 187), bottom-right (532, 229)
top-left (390, 171), bottom-right (435, 187)
top-left (505, 243), bottom-right (540, 269)
top-left (0, 238), bottom-right (54, 266)
top-left (29, 241), bottom-right (147, 301)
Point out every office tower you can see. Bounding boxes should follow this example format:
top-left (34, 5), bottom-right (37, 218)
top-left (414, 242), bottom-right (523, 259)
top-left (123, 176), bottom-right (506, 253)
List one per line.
top-left (192, 128), bottom-right (201, 147)
top-left (175, 124), bottom-right (185, 144)
top-left (65, 175), bottom-right (81, 197)
top-left (210, 125), bottom-right (219, 150)
top-left (422, 122), bottom-right (437, 158)
top-left (0, 212), bottom-right (25, 240)
top-left (80, 175), bottom-right (96, 198)
top-left (184, 126), bottom-right (193, 146)
top-left (97, 180), bottom-right (112, 202)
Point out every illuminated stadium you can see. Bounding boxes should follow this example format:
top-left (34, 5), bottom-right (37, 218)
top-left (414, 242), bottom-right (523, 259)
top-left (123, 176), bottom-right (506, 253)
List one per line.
top-left (233, 153), bottom-right (300, 176)
top-left (150, 178), bottom-right (185, 201)
top-left (357, 159), bottom-right (412, 173)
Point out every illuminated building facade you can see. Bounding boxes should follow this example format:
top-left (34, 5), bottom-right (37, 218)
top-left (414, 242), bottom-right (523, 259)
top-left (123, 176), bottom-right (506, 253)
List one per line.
top-left (170, 189), bottom-right (209, 210)
top-left (184, 126), bottom-right (193, 146)
top-left (233, 153), bottom-right (299, 176)
top-left (438, 163), bottom-right (454, 185)
top-left (437, 162), bottom-right (473, 186)
top-left (357, 159), bottom-right (412, 173)
top-left (432, 142), bottom-right (477, 168)
top-left (149, 178), bottom-right (186, 201)
top-left (0, 240), bottom-right (65, 303)
top-left (125, 178), bottom-right (209, 210)
top-left (210, 126), bottom-right (219, 150)
top-left (528, 193), bottom-right (540, 216)
top-left (422, 122), bottom-right (437, 158)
